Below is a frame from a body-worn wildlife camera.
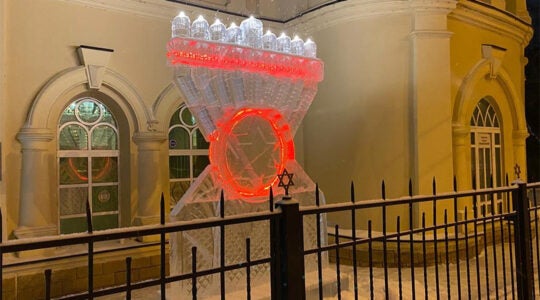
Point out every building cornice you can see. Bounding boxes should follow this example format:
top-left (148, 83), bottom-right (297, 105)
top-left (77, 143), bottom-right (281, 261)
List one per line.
top-left (58, 0), bottom-right (178, 20)
top-left (17, 128), bottom-right (54, 150)
top-left (56, 0), bottom-right (286, 33)
top-left (57, 0), bottom-right (283, 27)
top-left (57, 0), bottom-right (532, 47)
top-left (58, 0), bottom-right (458, 35)
top-left (449, 1), bottom-right (533, 46)
top-left (410, 30), bottom-right (454, 39)
top-left (287, 0), bottom-right (457, 35)
top-left (132, 131), bottom-right (167, 150)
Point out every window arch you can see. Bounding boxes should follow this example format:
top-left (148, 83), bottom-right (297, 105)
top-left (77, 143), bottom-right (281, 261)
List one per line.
top-left (58, 97), bottom-right (119, 234)
top-left (169, 104), bottom-right (210, 207)
top-left (470, 98), bottom-right (504, 215)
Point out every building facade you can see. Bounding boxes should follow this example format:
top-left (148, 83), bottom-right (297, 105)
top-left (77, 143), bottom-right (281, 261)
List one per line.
top-left (526, 0), bottom-right (540, 182)
top-left (0, 0), bottom-right (532, 239)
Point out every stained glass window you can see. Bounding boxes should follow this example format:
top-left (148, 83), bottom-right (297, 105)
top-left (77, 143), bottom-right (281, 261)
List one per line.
top-left (169, 104), bottom-right (210, 208)
top-left (58, 98), bottom-right (119, 234)
top-left (470, 98), bottom-right (504, 215)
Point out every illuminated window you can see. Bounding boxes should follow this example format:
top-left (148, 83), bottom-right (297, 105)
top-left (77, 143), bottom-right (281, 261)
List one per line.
top-left (470, 98), bottom-right (504, 215)
top-left (58, 98), bottom-right (119, 234)
top-left (169, 104), bottom-right (210, 207)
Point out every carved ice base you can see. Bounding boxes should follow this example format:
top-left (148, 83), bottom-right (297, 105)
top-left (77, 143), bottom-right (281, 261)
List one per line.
top-left (170, 193), bottom-right (328, 298)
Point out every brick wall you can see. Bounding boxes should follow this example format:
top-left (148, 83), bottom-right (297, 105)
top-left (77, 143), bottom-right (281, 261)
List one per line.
top-left (2, 250), bottom-right (169, 299)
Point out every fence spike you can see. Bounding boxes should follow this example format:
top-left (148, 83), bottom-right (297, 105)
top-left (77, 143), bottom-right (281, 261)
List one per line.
top-left (220, 190), bottom-right (225, 218)
top-left (367, 220), bottom-right (374, 300)
top-left (0, 207), bottom-right (2, 299)
top-left (432, 177), bottom-right (437, 195)
top-left (333, 224), bottom-right (342, 297)
top-left (489, 173), bottom-right (494, 188)
top-left (421, 211), bottom-right (428, 300)
top-left (505, 173), bottom-right (509, 185)
top-left (269, 187), bottom-right (274, 211)
top-left (192, 247), bottom-right (198, 298)
top-left (396, 215), bottom-right (402, 296)
top-left (85, 197), bottom-right (93, 233)
top-left (408, 178), bottom-right (413, 197)
top-left (160, 192), bottom-right (167, 300)
top-left (350, 181), bottom-right (355, 203)
top-left (44, 269), bottom-right (52, 300)
top-left (0, 207), bottom-right (3, 244)
top-left (126, 257), bottom-right (132, 300)
top-left (381, 180), bottom-right (386, 200)
top-left (315, 183), bottom-right (320, 206)
top-left (246, 238), bottom-right (251, 300)
top-left (453, 175), bottom-right (457, 192)
top-left (472, 174), bottom-right (477, 190)
top-left (160, 193), bottom-right (165, 225)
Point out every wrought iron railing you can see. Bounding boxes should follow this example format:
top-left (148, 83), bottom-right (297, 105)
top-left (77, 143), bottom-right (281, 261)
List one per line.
top-left (1, 179), bottom-right (539, 299)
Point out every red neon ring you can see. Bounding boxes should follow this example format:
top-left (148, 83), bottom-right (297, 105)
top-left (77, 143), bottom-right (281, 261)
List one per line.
top-left (209, 108), bottom-right (295, 198)
top-left (67, 157), bottom-right (112, 181)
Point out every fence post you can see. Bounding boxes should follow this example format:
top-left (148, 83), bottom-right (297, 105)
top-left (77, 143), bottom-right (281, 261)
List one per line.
top-left (270, 196), bottom-right (306, 300)
top-left (512, 180), bottom-right (533, 300)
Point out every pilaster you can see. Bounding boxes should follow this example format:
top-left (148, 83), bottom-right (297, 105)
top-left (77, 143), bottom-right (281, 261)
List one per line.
top-left (410, 0), bottom-right (456, 189)
top-left (132, 131), bottom-right (167, 235)
top-left (516, 0), bottom-right (531, 23)
top-left (452, 124), bottom-right (472, 221)
top-left (14, 128), bottom-right (57, 240)
top-left (409, 0), bottom-right (456, 224)
top-left (513, 129), bottom-right (529, 179)
top-left (0, 0), bottom-right (6, 242)
top-left (452, 124), bottom-right (471, 188)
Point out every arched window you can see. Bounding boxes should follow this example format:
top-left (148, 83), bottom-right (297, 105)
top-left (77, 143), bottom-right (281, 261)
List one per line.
top-left (470, 98), bottom-right (504, 215)
top-left (169, 104), bottom-right (210, 208)
top-left (58, 98), bottom-right (119, 234)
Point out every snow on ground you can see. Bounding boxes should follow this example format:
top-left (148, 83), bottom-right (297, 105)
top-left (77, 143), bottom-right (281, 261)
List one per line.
top-left (98, 241), bottom-right (540, 299)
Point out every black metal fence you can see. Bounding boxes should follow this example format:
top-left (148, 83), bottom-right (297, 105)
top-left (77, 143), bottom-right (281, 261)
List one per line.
top-left (305, 179), bottom-right (533, 300)
top-left (1, 179), bottom-right (540, 299)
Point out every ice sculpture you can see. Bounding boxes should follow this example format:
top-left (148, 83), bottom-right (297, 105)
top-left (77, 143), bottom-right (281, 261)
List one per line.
top-left (167, 13), bottom-right (327, 297)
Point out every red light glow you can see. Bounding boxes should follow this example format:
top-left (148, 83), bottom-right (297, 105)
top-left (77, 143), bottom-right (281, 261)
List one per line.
top-left (67, 157), bottom-right (112, 181)
top-left (209, 108), bottom-right (295, 199)
top-left (167, 37), bottom-right (324, 82)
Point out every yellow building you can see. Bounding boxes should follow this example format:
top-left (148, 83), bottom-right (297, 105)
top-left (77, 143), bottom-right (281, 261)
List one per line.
top-left (0, 0), bottom-right (534, 297)
top-left (526, 0), bottom-right (540, 182)
top-left (300, 0), bottom-right (532, 229)
top-left (0, 0), bottom-right (532, 249)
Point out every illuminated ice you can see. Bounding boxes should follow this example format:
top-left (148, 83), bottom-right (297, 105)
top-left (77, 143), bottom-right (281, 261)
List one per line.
top-left (225, 22), bottom-right (244, 45)
top-left (291, 36), bottom-right (305, 56)
top-left (240, 16), bottom-right (263, 48)
top-left (171, 12), bottom-right (190, 38)
top-left (304, 38), bottom-right (317, 58)
top-left (167, 14), bottom-right (326, 298)
top-left (262, 30), bottom-right (277, 51)
top-left (276, 33), bottom-right (291, 53)
top-left (191, 15), bottom-right (210, 40)
top-left (209, 19), bottom-right (226, 42)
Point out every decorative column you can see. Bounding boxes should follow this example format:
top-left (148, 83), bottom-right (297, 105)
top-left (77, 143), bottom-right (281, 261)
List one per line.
top-left (14, 128), bottom-right (56, 238)
top-left (452, 124), bottom-right (471, 225)
top-left (409, 0), bottom-right (456, 223)
top-left (515, 0), bottom-right (531, 23)
top-left (133, 131), bottom-right (167, 229)
top-left (452, 124), bottom-right (471, 188)
top-left (0, 0), bottom-right (6, 242)
top-left (513, 129), bottom-right (529, 179)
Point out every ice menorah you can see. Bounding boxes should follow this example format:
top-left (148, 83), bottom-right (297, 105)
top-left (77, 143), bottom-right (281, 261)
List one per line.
top-left (167, 13), bottom-right (328, 298)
